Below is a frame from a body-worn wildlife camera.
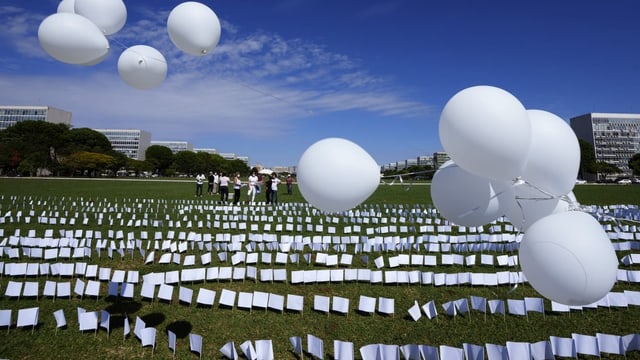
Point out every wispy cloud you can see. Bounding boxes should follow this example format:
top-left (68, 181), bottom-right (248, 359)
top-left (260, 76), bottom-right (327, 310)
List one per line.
top-left (0, 6), bottom-right (49, 60)
top-left (0, 4), bottom-right (433, 143)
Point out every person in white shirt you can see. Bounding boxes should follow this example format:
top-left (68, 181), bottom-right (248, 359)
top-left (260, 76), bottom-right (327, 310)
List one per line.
top-left (270, 173), bottom-right (281, 205)
top-left (195, 173), bottom-right (205, 197)
top-left (213, 172), bottom-right (219, 194)
top-left (218, 172), bottom-right (230, 203)
top-left (247, 171), bottom-right (259, 204)
top-left (233, 172), bottom-right (242, 205)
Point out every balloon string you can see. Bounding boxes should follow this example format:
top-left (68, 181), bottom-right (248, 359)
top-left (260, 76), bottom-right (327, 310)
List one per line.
top-left (109, 37), bottom-right (168, 65)
top-left (507, 226), bottom-right (524, 295)
top-left (380, 169), bottom-right (435, 192)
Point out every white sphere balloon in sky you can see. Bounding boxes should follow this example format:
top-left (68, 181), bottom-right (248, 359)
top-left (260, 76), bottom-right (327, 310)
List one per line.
top-left (74, 0), bottom-right (127, 35)
top-left (57, 0), bottom-right (75, 13)
top-left (38, 13), bottom-right (110, 65)
top-left (431, 161), bottom-right (514, 227)
top-left (522, 109), bottom-right (580, 197)
top-left (519, 211), bottom-right (618, 305)
top-left (297, 138), bottom-right (380, 213)
top-left (118, 45), bottom-right (167, 90)
top-left (439, 85), bottom-right (531, 182)
top-left (167, 1), bottom-right (221, 56)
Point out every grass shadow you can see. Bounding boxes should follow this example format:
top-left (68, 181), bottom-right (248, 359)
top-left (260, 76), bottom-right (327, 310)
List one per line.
top-left (105, 300), bottom-right (142, 315)
top-left (140, 312), bottom-right (165, 328)
top-left (165, 320), bottom-right (192, 339)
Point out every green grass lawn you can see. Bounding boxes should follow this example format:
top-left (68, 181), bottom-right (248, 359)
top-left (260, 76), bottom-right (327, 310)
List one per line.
top-left (0, 178), bottom-right (639, 359)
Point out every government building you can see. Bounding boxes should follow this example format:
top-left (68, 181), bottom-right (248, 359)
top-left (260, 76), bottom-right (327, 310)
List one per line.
top-left (0, 105), bottom-right (72, 130)
top-left (570, 112), bottom-right (640, 176)
top-left (93, 129), bottom-right (152, 161)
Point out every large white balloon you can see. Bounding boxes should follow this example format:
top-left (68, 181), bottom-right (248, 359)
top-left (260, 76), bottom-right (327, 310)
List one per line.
top-left (118, 45), bottom-right (167, 89)
top-left (519, 211), bottom-right (618, 305)
top-left (504, 182), bottom-right (570, 231)
top-left (167, 2), bottom-right (221, 56)
top-left (439, 85), bottom-right (531, 182)
top-left (74, 0), bottom-right (127, 35)
top-left (431, 161), bottom-right (514, 226)
top-left (521, 109), bottom-right (580, 197)
top-left (57, 0), bottom-right (75, 13)
top-left (38, 13), bottom-right (110, 65)
top-left (297, 138), bottom-right (380, 213)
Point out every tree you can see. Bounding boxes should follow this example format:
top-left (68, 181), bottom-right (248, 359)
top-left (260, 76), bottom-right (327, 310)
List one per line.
top-left (194, 152), bottom-right (214, 173)
top-left (174, 150), bottom-right (198, 175)
top-left (62, 151), bottom-right (115, 177)
top-left (65, 128), bottom-right (112, 154)
top-left (108, 150), bottom-right (129, 174)
top-left (226, 159), bottom-right (250, 176)
top-left (145, 145), bottom-right (174, 175)
top-left (593, 161), bottom-right (621, 179)
top-left (578, 139), bottom-right (597, 178)
top-left (629, 153), bottom-right (640, 176)
top-left (209, 153), bottom-right (226, 172)
top-left (0, 120), bottom-right (69, 175)
top-left (126, 158), bottom-right (153, 177)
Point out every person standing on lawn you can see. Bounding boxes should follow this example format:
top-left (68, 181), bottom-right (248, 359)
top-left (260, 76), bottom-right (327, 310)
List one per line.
top-left (270, 173), bottom-right (281, 205)
top-left (286, 174), bottom-right (294, 195)
top-left (195, 172), bottom-right (205, 197)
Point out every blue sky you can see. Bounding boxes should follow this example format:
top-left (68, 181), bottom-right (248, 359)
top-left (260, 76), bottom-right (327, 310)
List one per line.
top-left (1, 1), bottom-right (640, 168)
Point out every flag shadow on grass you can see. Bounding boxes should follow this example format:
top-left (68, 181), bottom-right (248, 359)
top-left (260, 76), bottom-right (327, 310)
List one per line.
top-left (165, 320), bottom-right (192, 339)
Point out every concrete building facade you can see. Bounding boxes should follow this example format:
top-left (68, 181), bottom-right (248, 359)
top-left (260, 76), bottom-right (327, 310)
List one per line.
top-left (570, 112), bottom-right (640, 175)
top-left (93, 128), bottom-right (151, 160)
top-left (150, 140), bottom-right (193, 154)
top-left (0, 105), bottom-right (72, 130)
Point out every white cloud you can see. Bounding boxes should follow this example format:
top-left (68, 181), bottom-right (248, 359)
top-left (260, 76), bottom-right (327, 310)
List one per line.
top-left (0, 4), bottom-right (434, 142)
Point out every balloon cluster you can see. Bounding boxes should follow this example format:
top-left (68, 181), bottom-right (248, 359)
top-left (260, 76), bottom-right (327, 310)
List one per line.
top-left (433, 85), bottom-right (618, 305)
top-left (38, 0), bottom-right (221, 89)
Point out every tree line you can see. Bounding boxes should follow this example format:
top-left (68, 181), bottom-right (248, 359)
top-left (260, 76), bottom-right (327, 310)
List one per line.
top-left (381, 140), bottom-right (640, 182)
top-left (3, 121), bottom-right (639, 179)
top-left (0, 120), bottom-right (249, 177)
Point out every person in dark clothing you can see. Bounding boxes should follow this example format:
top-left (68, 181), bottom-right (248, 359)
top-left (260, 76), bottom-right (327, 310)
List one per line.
top-left (265, 174), bottom-right (273, 204)
top-left (207, 172), bottom-right (215, 195)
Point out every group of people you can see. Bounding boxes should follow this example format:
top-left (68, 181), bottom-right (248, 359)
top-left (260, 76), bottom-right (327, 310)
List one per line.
top-left (195, 171), bottom-right (294, 205)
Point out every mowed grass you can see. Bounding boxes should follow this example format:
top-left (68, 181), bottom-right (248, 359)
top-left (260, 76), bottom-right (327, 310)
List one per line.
top-left (0, 178), bottom-right (639, 359)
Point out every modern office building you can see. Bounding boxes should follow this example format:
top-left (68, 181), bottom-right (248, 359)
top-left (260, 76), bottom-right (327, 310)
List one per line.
top-left (433, 152), bottom-right (451, 169)
top-left (218, 152), bottom-right (237, 161)
top-left (417, 155), bottom-right (434, 167)
top-left (405, 158), bottom-right (419, 168)
top-left (0, 105), bottom-right (72, 130)
top-left (570, 113), bottom-right (640, 175)
top-left (236, 156), bottom-right (249, 165)
top-left (150, 140), bottom-right (193, 154)
top-left (381, 155), bottom-right (436, 172)
top-left (193, 148), bottom-right (218, 154)
top-left (93, 128), bottom-right (151, 160)
top-left (272, 166), bottom-right (295, 174)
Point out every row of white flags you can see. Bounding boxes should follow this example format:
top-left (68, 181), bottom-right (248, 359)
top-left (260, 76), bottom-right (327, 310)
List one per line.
top-left (2, 306), bottom-right (639, 359)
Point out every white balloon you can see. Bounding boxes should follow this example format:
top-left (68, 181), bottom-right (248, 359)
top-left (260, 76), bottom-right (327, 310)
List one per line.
top-left (519, 211), bottom-right (618, 305)
top-left (38, 13), bottom-right (110, 65)
top-left (167, 1), bottom-right (221, 56)
top-left (522, 109), bottom-right (580, 197)
top-left (57, 0), bottom-right (75, 13)
top-left (74, 0), bottom-right (127, 35)
top-left (504, 182), bottom-right (570, 231)
top-left (439, 85), bottom-right (531, 182)
top-left (297, 138), bottom-right (379, 213)
top-left (431, 161), bottom-right (514, 227)
top-left (79, 52), bottom-right (109, 66)
top-left (118, 45), bottom-right (167, 89)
